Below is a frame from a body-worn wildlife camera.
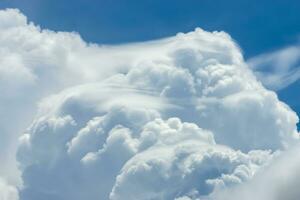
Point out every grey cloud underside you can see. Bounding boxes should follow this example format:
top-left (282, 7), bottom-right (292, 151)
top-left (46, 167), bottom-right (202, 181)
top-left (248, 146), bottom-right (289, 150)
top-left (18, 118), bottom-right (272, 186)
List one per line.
top-left (0, 9), bottom-right (299, 200)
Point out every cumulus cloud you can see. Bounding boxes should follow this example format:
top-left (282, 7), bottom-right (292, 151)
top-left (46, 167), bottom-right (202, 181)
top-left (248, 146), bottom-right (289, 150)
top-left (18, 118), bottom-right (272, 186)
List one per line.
top-left (212, 144), bottom-right (300, 200)
top-left (110, 120), bottom-right (271, 200)
top-left (17, 95), bottom-right (272, 199)
top-left (248, 45), bottom-right (300, 90)
top-left (0, 8), bottom-right (299, 200)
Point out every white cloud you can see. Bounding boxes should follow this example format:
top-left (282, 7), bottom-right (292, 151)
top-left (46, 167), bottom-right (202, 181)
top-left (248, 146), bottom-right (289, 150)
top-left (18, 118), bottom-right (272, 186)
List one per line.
top-left (0, 178), bottom-right (19, 200)
top-left (247, 45), bottom-right (300, 90)
top-left (110, 119), bottom-right (272, 200)
top-left (0, 8), bottom-right (298, 200)
top-left (212, 144), bottom-right (300, 200)
top-left (17, 97), bottom-right (273, 199)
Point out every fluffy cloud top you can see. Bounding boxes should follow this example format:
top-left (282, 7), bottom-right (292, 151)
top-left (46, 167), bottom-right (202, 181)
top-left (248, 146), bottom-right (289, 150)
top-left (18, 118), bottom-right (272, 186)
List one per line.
top-left (0, 8), bottom-right (298, 200)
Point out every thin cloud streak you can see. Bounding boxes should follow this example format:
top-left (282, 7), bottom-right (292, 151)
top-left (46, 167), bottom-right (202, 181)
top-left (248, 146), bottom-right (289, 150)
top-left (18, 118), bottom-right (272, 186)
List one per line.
top-left (247, 45), bottom-right (300, 91)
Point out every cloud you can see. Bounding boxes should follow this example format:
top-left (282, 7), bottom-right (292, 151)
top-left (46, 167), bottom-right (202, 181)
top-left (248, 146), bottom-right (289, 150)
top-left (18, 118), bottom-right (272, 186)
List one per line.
top-left (247, 45), bottom-right (300, 90)
top-left (0, 178), bottom-right (19, 200)
top-left (0, 8), bottom-right (298, 200)
top-left (110, 119), bottom-right (272, 200)
top-left (211, 144), bottom-right (300, 200)
top-left (17, 95), bottom-right (273, 199)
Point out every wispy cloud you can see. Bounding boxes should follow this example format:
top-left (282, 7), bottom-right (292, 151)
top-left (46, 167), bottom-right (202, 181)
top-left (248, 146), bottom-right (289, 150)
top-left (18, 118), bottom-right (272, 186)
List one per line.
top-left (247, 45), bottom-right (300, 91)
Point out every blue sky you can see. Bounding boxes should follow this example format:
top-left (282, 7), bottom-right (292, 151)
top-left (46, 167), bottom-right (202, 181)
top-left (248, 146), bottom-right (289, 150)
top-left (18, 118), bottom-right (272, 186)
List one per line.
top-left (0, 0), bottom-right (299, 127)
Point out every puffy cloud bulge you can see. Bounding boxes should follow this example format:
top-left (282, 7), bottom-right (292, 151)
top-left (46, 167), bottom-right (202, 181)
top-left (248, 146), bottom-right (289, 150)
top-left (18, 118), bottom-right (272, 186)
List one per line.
top-left (0, 8), bottom-right (299, 200)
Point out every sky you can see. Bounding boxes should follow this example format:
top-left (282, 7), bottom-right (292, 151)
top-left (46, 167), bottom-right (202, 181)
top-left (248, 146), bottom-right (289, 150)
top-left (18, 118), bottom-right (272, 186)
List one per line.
top-left (0, 1), bottom-right (300, 200)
